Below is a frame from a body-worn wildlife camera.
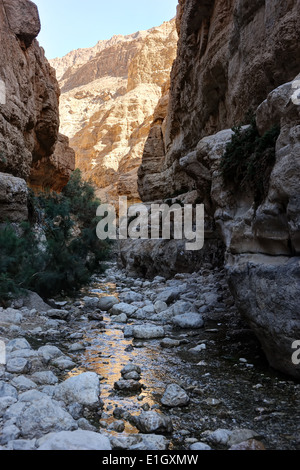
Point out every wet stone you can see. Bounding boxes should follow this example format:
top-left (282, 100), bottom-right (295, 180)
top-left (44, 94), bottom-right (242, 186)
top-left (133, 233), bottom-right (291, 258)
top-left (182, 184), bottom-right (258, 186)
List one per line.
top-left (114, 379), bottom-right (143, 393)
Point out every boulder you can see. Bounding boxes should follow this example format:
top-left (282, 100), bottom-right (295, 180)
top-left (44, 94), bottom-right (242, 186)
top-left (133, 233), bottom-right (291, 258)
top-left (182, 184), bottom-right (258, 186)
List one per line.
top-left (132, 324), bottom-right (165, 339)
top-left (161, 384), bottom-right (190, 408)
top-left (172, 313), bottom-right (204, 329)
top-left (98, 296), bottom-right (119, 311)
top-left (135, 411), bottom-right (173, 434)
top-left (53, 372), bottom-right (100, 408)
top-left (37, 430), bottom-right (111, 450)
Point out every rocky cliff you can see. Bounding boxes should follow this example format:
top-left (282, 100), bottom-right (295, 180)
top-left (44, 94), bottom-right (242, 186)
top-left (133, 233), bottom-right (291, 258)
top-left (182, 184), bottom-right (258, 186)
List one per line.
top-left (51, 20), bottom-right (178, 206)
top-left (133, 0), bottom-right (300, 379)
top-left (0, 0), bottom-right (75, 221)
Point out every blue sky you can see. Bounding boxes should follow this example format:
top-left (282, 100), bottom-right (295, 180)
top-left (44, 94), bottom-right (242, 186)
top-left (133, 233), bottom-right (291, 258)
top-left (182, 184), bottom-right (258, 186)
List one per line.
top-left (34, 0), bottom-right (178, 60)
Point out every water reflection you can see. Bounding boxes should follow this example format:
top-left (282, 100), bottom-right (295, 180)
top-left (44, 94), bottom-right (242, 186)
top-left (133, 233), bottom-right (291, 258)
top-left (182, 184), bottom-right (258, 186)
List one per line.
top-left (67, 281), bottom-right (172, 435)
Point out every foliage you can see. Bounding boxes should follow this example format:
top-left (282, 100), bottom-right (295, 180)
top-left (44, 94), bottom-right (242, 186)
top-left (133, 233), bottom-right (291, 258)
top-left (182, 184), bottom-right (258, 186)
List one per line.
top-left (220, 119), bottom-right (280, 206)
top-left (0, 170), bottom-right (112, 304)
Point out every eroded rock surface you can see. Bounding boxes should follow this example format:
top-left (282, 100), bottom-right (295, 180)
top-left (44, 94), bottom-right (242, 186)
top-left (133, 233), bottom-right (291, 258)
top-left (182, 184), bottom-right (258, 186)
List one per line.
top-left (0, 0), bottom-right (75, 210)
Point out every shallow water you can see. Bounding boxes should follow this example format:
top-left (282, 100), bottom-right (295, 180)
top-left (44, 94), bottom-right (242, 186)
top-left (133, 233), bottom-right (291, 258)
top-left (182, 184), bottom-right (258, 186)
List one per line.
top-left (63, 275), bottom-right (300, 450)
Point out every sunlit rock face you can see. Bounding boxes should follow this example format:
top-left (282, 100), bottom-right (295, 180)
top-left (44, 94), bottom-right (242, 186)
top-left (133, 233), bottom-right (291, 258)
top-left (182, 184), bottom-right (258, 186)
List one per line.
top-left (51, 19), bottom-right (178, 206)
top-left (0, 0), bottom-right (75, 210)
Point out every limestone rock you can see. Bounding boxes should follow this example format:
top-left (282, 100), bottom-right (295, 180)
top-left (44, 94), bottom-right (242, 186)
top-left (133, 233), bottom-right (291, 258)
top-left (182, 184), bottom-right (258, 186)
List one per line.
top-left (135, 411), bottom-right (173, 434)
top-left (132, 324), bottom-right (165, 339)
top-left (37, 430), bottom-right (111, 451)
top-left (53, 372), bottom-right (101, 408)
top-left (161, 384), bottom-right (190, 408)
top-left (15, 397), bottom-right (78, 439)
top-left (0, 0), bottom-right (74, 199)
top-left (51, 20), bottom-right (178, 206)
top-left (138, 0), bottom-right (300, 201)
top-left (0, 173), bottom-right (28, 222)
top-left (2, 0), bottom-right (40, 47)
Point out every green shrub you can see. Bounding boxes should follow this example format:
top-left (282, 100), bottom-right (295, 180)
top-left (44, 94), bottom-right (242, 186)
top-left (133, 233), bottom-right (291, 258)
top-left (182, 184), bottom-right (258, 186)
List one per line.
top-left (0, 170), bottom-right (112, 304)
top-left (220, 119), bottom-right (280, 206)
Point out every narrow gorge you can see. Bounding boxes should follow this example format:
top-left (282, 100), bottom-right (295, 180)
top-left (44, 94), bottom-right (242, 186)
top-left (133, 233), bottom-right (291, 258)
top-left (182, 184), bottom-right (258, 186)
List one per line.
top-left (0, 0), bottom-right (299, 453)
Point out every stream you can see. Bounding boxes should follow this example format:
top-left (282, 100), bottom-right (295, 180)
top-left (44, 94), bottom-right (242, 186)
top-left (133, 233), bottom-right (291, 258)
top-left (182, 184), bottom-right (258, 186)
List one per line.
top-left (57, 264), bottom-right (300, 450)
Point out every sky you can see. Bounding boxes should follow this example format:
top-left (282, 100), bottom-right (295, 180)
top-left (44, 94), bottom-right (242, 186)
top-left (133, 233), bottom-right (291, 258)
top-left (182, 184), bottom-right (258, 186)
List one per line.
top-left (34, 0), bottom-right (178, 60)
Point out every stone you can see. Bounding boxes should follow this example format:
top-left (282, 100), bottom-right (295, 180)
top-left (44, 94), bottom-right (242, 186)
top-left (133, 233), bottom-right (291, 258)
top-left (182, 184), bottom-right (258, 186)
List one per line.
top-left (11, 376), bottom-right (37, 392)
top-left (45, 309), bottom-right (70, 321)
top-left (135, 411), bottom-right (173, 434)
top-left (130, 434), bottom-right (169, 451)
top-left (38, 345), bottom-right (63, 363)
top-left (124, 326), bottom-right (134, 338)
top-left (189, 344), bottom-right (206, 354)
top-left (68, 343), bottom-right (86, 352)
top-left (110, 313), bottom-right (127, 324)
top-left (97, 296), bottom-right (119, 311)
top-left (190, 442), bottom-right (212, 451)
top-left (53, 372), bottom-right (100, 408)
top-left (0, 380), bottom-right (18, 399)
top-left (156, 288), bottom-right (181, 305)
top-left (18, 390), bottom-right (50, 402)
top-left (107, 420), bottom-right (125, 433)
top-left (37, 430), bottom-right (111, 450)
top-left (77, 418), bottom-right (97, 432)
top-left (160, 338), bottom-right (181, 348)
top-left (161, 384), bottom-right (190, 408)
top-left (88, 312), bottom-right (103, 321)
top-left (67, 403), bottom-right (83, 420)
top-left (172, 313), bottom-right (204, 329)
top-left (51, 356), bottom-right (76, 370)
top-left (82, 297), bottom-right (100, 309)
top-left (6, 338), bottom-right (31, 352)
top-left (0, 424), bottom-right (20, 445)
top-left (9, 439), bottom-right (37, 450)
top-left (154, 301), bottom-right (168, 313)
top-left (16, 396), bottom-right (77, 439)
top-left (0, 396), bottom-right (17, 418)
top-left (20, 291), bottom-right (52, 313)
top-left (6, 357), bottom-right (31, 374)
top-left (120, 291), bottom-right (143, 304)
top-left (207, 429), bottom-right (233, 447)
top-left (121, 364), bottom-right (142, 376)
top-left (0, 309), bottom-right (23, 325)
top-left (110, 303), bottom-right (138, 317)
top-left (227, 429), bottom-right (260, 447)
top-left (229, 439), bottom-right (266, 451)
top-left (31, 371), bottom-right (59, 386)
top-left (122, 371), bottom-right (141, 381)
top-left (132, 324), bottom-right (165, 339)
top-left (114, 379), bottom-right (143, 393)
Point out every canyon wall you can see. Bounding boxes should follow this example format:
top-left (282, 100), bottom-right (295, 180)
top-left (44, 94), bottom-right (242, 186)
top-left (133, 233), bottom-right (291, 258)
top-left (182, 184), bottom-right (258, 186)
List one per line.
top-left (0, 0), bottom-right (75, 221)
top-left (133, 0), bottom-right (300, 378)
top-left (139, 0), bottom-right (300, 201)
top-left (51, 20), bottom-right (178, 206)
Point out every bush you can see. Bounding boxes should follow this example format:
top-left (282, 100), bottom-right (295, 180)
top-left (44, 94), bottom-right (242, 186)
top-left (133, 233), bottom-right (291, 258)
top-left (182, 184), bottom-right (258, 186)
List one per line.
top-left (220, 119), bottom-right (280, 206)
top-left (0, 170), bottom-right (112, 304)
